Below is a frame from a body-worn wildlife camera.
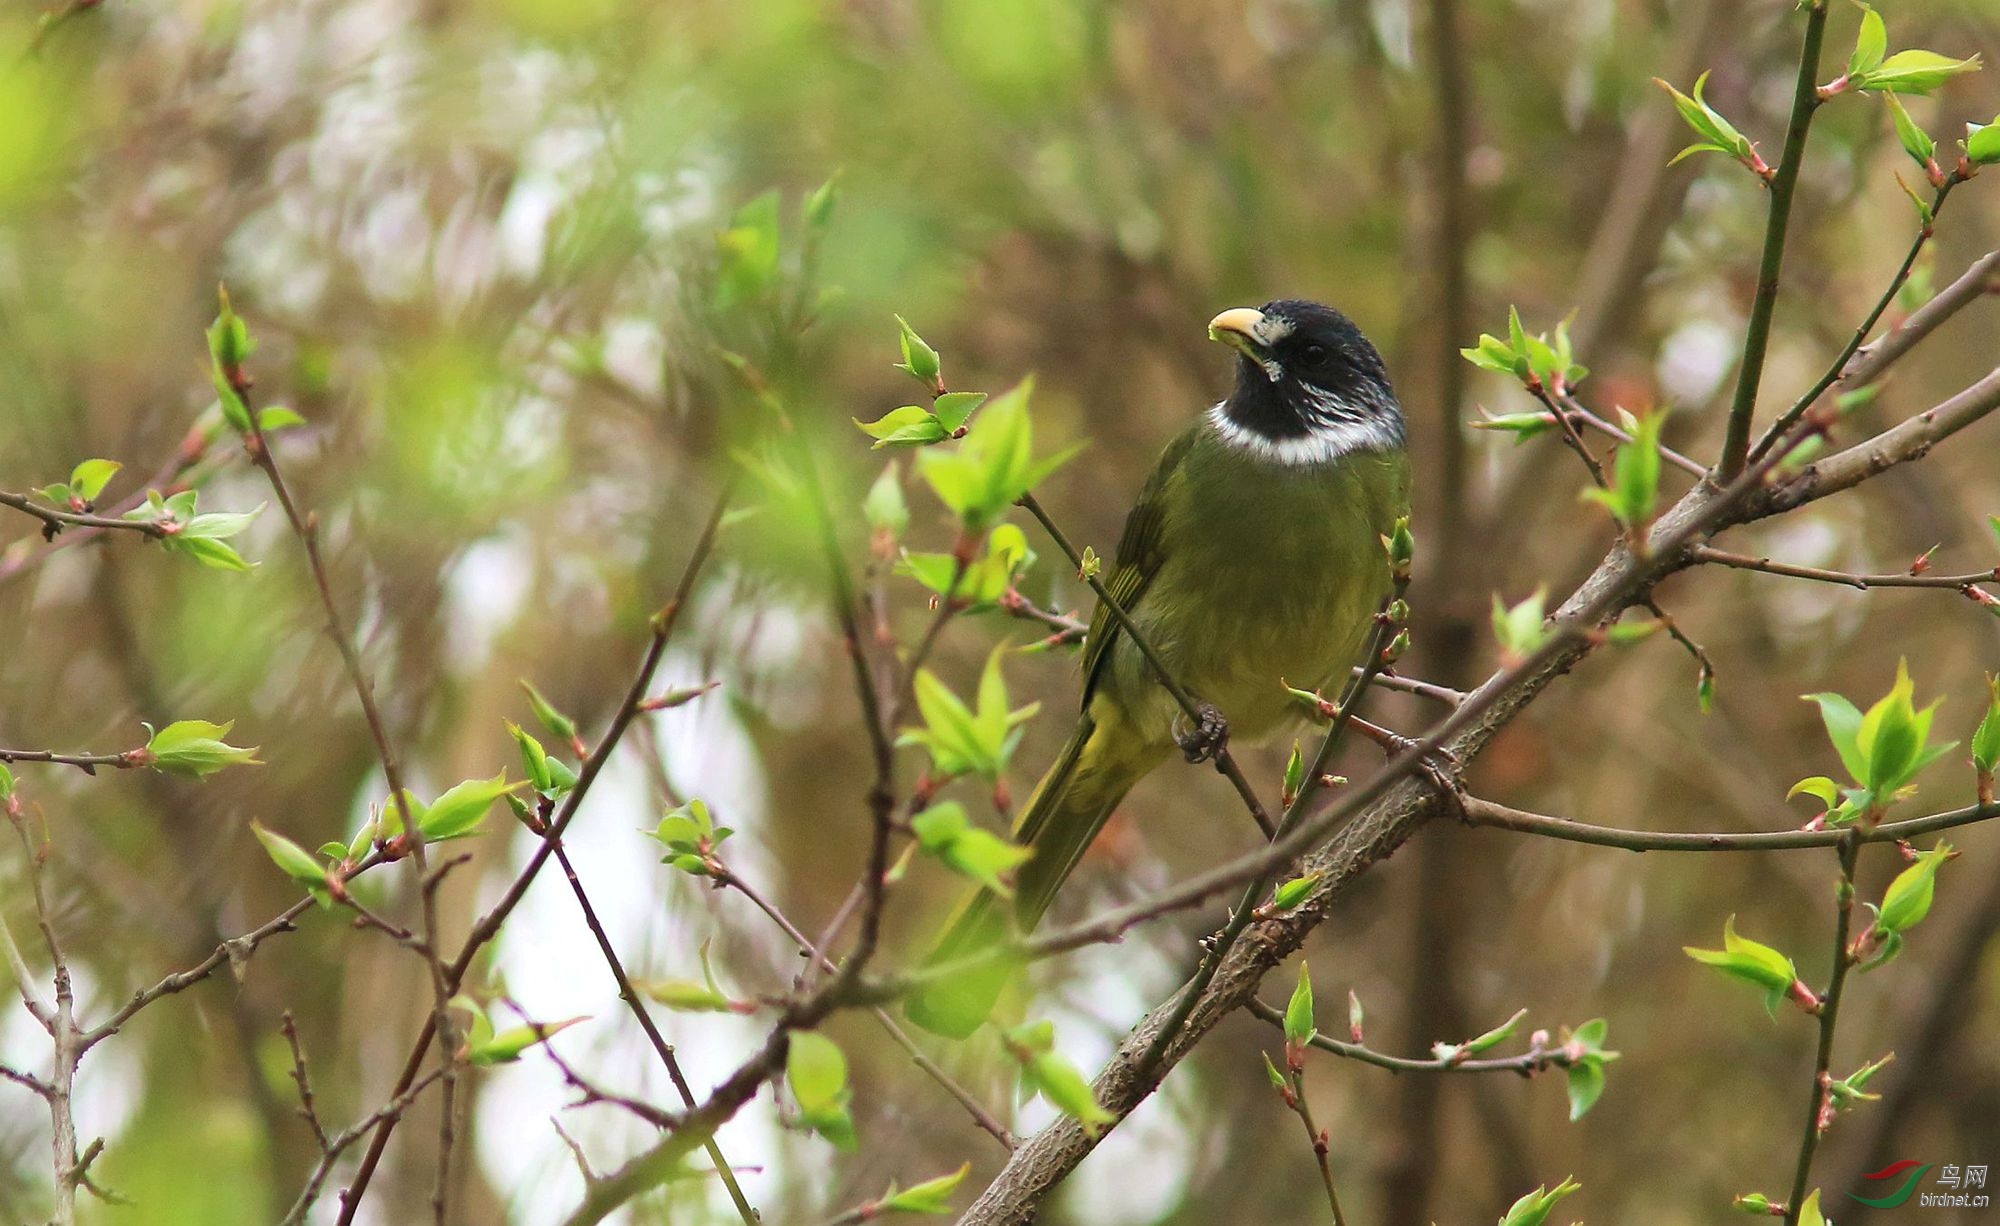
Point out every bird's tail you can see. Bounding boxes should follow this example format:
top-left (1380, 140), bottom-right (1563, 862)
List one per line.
top-left (904, 706), bottom-right (1162, 1038)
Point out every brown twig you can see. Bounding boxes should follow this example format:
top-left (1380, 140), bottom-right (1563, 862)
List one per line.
top-left (335, 483), bottom-right (733, 1223)
top-left (1459, 795), bottom-right (2000, 853)
top-left (548, 838), bottom-right (761, 1220)
top-left (1784, 835), bottom-right (1862, 1226)
top-left (1717, 0), bottom-right (1830, 478)
top-left (1691, 545), bottom-right (1998, 593)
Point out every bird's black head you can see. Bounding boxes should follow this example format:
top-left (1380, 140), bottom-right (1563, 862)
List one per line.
top-left (1208, 299), bottom-right (1405, 461)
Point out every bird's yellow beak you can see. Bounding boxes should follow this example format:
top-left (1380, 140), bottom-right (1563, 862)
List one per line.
top-left (1207, 307), bottom-right (1269, 361)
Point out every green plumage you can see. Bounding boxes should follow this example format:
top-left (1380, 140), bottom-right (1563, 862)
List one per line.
top-left (905, 419), bottom-right (1411, 1038)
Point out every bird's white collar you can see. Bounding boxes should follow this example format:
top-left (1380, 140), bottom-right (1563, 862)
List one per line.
top-left (1206, 400), bottom-right (1400, 467)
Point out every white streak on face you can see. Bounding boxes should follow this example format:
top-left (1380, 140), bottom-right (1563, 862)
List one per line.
top-left (1206, 401), bottom-right (1402, 466)
top-left (1250, 314), bottom-right (1292, 381)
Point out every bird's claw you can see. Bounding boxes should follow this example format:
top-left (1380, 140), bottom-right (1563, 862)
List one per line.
top-left (1174, 701), bottom-right (1230, 764)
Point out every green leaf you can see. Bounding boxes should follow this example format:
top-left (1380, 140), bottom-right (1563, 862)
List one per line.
top-left (1271, 871), bottom-right (1318, 912)
top-left (419, 774), bottom-right (515, 841)
top-left (914, 380), bottom-right (1078, 531)
top-left (165, 536), bottom-right (254, 572)
top-left (467, 1016), bottom-right (587, 1066)
top-left (1875, 841), bottom-right (1951, 935)
top-left (182, 504), bottom-right (265, 539)
top-left (206, 286), bottom-right (256, 432)
top-left (1788, 776), bottom-right (1841, 809)
top-left (1799, 1188), bottom-right (1827, 1226)
top-left (1969, 118), bottom-right (2000, 165)
top-left (1884, 92), bottom-right (1936, 166)
top-left (145, 719), bottom-right (262, 777)
top-left (1656, 72), bottom-right (1761, 173)
top-left (1021, 1048), bottom-right (1114, 1137)
top-left (933, 391), bottom-right (988, 433)
top-left (1581, 410), bottom-right (1665, 529)
top-left (1498, 1177), bottom-right (1582, 1226)
top-left (67, 459), bottom-right (121, 502)
top-left (1856, 49), bottom-right (1982, 96)
top-left (641, 979), bottom-right (743, 1012)
top-left (257, 405), bottom-right (307, 432)
top-left (878, 1163), bottom-right (971, 1215)
top-left (1460, 334), bottom-right (1523, 377)
top-left (713, 191), bottom-right (781, 310)
top-left (1464, 1007), bottom-right (1527, 1055)
top-left (251, 821), bottom-right (329, 904)
top-left (1971, 674), bottom-right (2000, 772)
top-left (864, 463), bottom-right (909, 536)
top-left (1566, 1060), bottom-right (1606, 1121)
top-left (0, 763), bottom-right (13, 802)
top-left (787, 1031), bottom-right (858, 1149)
top-left (1472, 409), bottom-right (1559, 441)
top-left (912, 801), bottom-right (1033, 897)
top-left (787, 1031), bottom-right (848, 1112)
top-left (898, 648), bottom-right (1038, 779)
top-left (520, 680), bottom-right (578, 746)
top-left (1685, 915), bottom-right (1798, 1015)
top-left (1284, 961), bottom-right (1316, 1048)
top-left (1491, 587), bottom-right (1549, 665)
top-left (1848, 3), bottom-right (1886, 77)
top-left (1804, 692), bottom-right (1869, 783)
top-left (508, 722), bottom-right (555, 794)
top-left (855, 405), bottom-right (948, 449)
top-left (894, 315), bottom-right (942, 384)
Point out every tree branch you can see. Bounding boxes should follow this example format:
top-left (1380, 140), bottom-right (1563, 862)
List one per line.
top-left (1717, 0), bottom-right (1830, 478)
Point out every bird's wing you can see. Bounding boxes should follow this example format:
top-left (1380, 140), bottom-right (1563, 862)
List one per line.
top-left (1079, 425), bottom-right (1197, 710)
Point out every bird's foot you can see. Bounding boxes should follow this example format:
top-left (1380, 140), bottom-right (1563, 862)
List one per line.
top-left (1352, 716), bottom-right (1465, 811)
top-left (1173, 701), bottom-right (1230, 764)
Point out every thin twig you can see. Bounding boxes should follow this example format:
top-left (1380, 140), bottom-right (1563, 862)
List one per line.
top-left (1717, 0), bottom-right (1830, 478)
top-left (1247, 998), bottom-right (1575, 1076)
top-left (1784, 835), bottom-right (1861, 1225)
top-left (548, 838), bottom-right (761, 1221)
top-left (335, 484), bottom-right (733, 1223)
top-left (1019, 492), bottom-right (1279, 840)
top-left (1459, 795), bottom-right (2000, 853)
top-left (1691, 545), bottom-right (1997, 592)
top-left (713, 865), bottom-right (1016, 1149)
top-left (280, 1012), bottom-right (330, 1151)
top-left (1749, 176), bottom-right (1961, 465)
top-left (0, 748), bottom-right (140, 774)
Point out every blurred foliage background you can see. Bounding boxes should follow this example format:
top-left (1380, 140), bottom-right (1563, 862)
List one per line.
top-left (2, 0), bottom-right (1999, 1222)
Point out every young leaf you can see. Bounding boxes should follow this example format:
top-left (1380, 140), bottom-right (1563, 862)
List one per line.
top-left (864, 463), bottom-right (909, 537)
top-left (894, 315), bottom-right (943, 385)
top-left (1491, 587), bottom-right (1550, 666)
top-left (145, 719), bottom-right (262, 777)
top-left (419, 774), bottom-right (515, 842)
top-left (1973, 674), bottom-right (2000, 773)
top-left (67, 459), bottom-right (121, 503)
top-left (520, 680), bottom-right (578, 748)
top-left (252, 822), bottom-right (330, 904)
top-left (1968, 118), bottom-right (2000, 165)
top-left (1855, 49), bottom-right (1982, 96)
top-left (1566, 1060), bottom-right (1606, 1122)
top-left (1022, 1048), bottom-right (1114, 1137)
top-left (911, 801), bottom-right (1033, 896)
top-left (878, 1163), bottom-right (971, 1214)
top-left (1270, 871), bottom-right (1319, 912)
top-left (1685, 915), bottom-right (1799, 1015)
top-left (855, 405), bottom-right (948, 449)
top-left (467, 1016), bottom-right (587, 1066)
top-left (1498, 1177), bottom-right (1582, 1226)
top-left (1799, 1189), bottom-right (1827, 1226)
top-left (1875, 841), bottom-right (1951, 936)
top-left (1883, 92), bottom-right (1936, 166)
top-left (1848, 2), bottom-right (1886, 78)
top-left (788, 1031), bottom-right (858, 1150)
top-left (1284, 961), bottom-right (1316, 1048)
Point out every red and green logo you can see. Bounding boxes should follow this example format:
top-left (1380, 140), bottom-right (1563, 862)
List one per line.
top-left (1851, 1160), bottom-right (1935, 1208)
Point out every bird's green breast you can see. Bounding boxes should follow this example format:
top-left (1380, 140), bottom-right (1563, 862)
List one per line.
top-left (1097, 423), bottom-right (1411, 748)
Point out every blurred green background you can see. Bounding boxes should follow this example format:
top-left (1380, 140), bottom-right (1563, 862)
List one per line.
top-left (3, 0), bottom-right (1999, 1222)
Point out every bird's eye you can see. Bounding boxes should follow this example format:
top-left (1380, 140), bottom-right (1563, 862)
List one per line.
top-left (1300, 343), bottom-right (1329, 368)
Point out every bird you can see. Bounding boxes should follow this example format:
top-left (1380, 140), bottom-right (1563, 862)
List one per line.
top-left (904, 299), bottom-right (1413, 1039)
